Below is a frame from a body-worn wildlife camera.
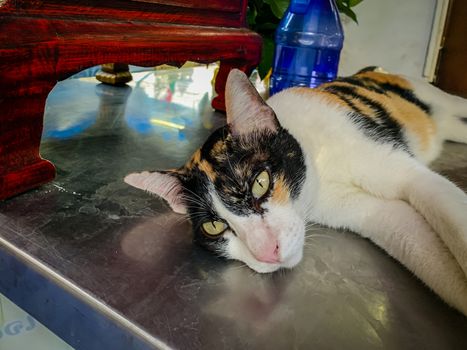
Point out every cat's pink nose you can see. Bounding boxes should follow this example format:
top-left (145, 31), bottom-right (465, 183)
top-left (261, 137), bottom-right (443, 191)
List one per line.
top-left (255, 241), bottom-right (280, 264)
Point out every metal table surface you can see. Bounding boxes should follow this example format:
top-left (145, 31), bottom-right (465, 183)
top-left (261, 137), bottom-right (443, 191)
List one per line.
top-left (0, 66), bottom-right (466, 350)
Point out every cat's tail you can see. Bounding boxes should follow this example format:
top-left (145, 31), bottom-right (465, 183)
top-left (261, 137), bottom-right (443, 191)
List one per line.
top-left (434, 89), bottom-right (467, 144)
top-left (408, 77), bottom-right (467, 144)
top-left (440, 105), bottom-right (467, 144)
top-left (402, 165), bottom-right (467, 280)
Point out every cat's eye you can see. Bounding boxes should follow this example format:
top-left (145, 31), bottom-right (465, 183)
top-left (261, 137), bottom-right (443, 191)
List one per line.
top-left (251, 170), bottom-right (270, 199)
top-left (202, 220), bottom-right (228, 237)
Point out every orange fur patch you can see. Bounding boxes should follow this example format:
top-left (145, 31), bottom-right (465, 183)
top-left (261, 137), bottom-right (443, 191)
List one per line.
top-left (199, 159), bottom-right (216, 181)
top-left (211, 140), bottom-right (226, 155)
top-left (186, 149), bottom-right (201, 171)
top-left (271, 175), bottom-right (290, 204)
top-left (210, 140), bottom-right (228, 162)
top-left (186, 149), bottom-right (217, 181)
top-left (292, 87), bottom-right (351, 110)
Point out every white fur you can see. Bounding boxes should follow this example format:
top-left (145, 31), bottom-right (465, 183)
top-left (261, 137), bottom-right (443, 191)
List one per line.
top-left (210, 187), bottom-right (305, 273)
top-left (267, 84), bottom-right (467, 315)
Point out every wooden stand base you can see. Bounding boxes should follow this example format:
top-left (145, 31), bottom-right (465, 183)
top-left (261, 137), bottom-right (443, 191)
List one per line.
top-left (0, 7), bottom-right (261, 200)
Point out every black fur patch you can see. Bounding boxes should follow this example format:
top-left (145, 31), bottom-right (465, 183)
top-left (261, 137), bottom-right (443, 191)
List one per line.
top-left (322, 84), bottom-right (410, 152)
top-left (326, 88), bottom-right (365, 114)
top-left (180, 168), bottom-right (226, 254)
top-left (356, 66), bottom-right (381, 74)
top-left (379, 82), bottom-right (432, 114)
top-left (335, 77), bottom-right (386, 94)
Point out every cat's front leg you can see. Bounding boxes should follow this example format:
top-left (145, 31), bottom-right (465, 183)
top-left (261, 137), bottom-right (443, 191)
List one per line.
top-left (349, 155), bottom-right (467, 281)
top-left (314, 187), bottom-right (467, 316)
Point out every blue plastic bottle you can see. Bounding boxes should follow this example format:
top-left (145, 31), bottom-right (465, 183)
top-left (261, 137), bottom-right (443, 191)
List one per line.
top-left (270, 0), bottom-right (344, 95)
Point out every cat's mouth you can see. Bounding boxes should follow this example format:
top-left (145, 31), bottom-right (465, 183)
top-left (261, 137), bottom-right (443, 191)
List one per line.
top-left (229, 239), bottom-right (304, 274)
top-left (243, 252), bottom-right (303, 274)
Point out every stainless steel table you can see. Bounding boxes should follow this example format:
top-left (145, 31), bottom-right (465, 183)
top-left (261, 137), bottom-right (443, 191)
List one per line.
top-left (1, 66), bottom-right (466, 350)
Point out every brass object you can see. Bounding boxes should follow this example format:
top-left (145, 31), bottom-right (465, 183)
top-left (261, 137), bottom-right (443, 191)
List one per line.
top-left (96, 63), bottom-right (133, 85)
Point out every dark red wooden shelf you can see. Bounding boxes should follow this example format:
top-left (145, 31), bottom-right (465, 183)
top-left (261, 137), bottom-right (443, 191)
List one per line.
top-left (0, 0), bottom-right (261, 200)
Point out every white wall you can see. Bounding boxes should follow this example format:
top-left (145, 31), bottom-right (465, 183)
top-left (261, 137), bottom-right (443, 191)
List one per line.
top-left (339, 0), bottom-right (441, 79)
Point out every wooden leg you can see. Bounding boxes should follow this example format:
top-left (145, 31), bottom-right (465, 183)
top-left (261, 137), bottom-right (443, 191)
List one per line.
top-left (0, 92), bottom-right (56, 200)
top-left (211, 60), bottom-right (257, 112)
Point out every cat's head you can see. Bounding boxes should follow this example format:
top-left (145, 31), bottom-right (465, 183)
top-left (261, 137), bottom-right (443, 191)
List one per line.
top-left (125, 70), bottom-right (308, 273)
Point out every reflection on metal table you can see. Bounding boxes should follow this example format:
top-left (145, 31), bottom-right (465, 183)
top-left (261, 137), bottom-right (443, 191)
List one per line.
top-left (0, 66), bottom-right (466, 350)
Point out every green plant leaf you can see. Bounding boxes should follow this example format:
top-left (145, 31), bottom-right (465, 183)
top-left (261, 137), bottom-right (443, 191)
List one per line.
top-left (348, 0), bottom-right (364, 6)
top-left (264, 0), bottom-right (289, 19)
top-left (247, 6), bottom-right (257, 28)
top-left (258, 36), bottom-right (275, 80)
top-left (251, 0), bottom-right (265, 10)
top-left (256, 22), bottom-right (279, 31)
top-left (339, 4), bottom-right (358, 23)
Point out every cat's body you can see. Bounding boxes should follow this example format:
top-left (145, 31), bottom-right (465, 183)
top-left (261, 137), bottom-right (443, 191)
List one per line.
top-left (125, 68), bottom-right (467, 315)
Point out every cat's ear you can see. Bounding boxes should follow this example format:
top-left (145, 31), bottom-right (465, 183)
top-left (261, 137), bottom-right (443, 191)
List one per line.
top-left (225, 69), bottom-right (279, 136)
top-left (124, 171), bottom-right (187, 214)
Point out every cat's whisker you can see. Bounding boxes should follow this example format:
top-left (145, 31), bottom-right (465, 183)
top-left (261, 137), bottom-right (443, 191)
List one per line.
top-left (179, 200), bottom-right (204, 209)
top-left (230, 262), bottom-right (248, 271)
top-left (249, 270), bottom-right (258, 278)
top-left (182, 186), bottom-right (204, 200)
top-left (181, 187), bottom-right (208, 205)
top-left (225, 153), bottom-right (243, 188)
top-left (305, 227), bottom-right (323, 233)
top-left (180, 193), bottom-right (208, 208)
top-left (305, 231), bottom-right (327, 237)
top-left (180, 199), bottom-right (207, 210)
top-left (305, 227), bottom-right (319, 231)
top-left (173, 216), bottom-right (192, 225)
top-left (305, 234), bottom-right (338, 243)
top-left (186, 213), bottom-right (209, 221)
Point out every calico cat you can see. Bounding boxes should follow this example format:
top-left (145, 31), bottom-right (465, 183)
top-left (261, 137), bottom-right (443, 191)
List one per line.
top-left (125, 68), bottom-right (467, 315)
